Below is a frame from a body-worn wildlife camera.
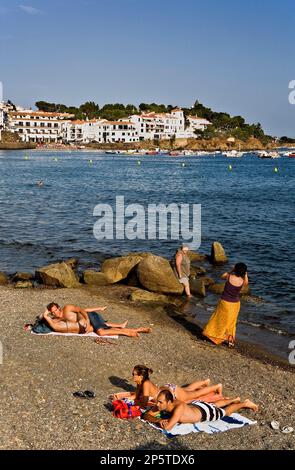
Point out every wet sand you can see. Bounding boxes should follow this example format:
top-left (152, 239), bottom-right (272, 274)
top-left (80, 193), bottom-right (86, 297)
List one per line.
top-left (0, 284), bottom-right (294, 450)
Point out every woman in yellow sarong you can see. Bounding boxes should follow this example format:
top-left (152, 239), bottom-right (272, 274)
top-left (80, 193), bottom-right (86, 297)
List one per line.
top-left (203, 263), bottom-right (248, 347)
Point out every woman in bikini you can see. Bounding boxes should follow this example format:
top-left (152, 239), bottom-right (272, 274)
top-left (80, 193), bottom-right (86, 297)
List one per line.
top-left (110, 365), bottom-right (223, 406)
top-left (43, 303), bottom-right (151, 337)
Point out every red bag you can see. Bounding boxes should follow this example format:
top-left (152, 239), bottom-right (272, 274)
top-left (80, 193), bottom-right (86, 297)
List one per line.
top-left (112, 399), bottom-right (142, 419)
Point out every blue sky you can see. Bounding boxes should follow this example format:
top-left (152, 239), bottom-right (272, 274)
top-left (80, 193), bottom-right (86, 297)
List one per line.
top-left (0, 0), bottom-right (294, 136)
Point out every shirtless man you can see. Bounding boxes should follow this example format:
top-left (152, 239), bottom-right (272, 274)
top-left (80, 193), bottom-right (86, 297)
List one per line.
top-left (143, 389), bottom-right (258, 431)
top-left (43, 302), bottom-right (151, 337)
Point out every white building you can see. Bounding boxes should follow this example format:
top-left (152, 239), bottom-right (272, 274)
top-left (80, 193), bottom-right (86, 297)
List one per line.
top-left (186, 115), bottom-right (212, 135)
top-left (63, 119), bottom-right (139, 143)
top-left (129, 108), bottom-right (185, 140)
top-left (8, 110), bottom-right (73, 143)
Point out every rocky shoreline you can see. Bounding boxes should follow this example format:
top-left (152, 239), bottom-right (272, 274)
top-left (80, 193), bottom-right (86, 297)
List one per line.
top-left (0, 282), bottom-right (294, 450)
top-left (0, 244), bottom-right (294, 450)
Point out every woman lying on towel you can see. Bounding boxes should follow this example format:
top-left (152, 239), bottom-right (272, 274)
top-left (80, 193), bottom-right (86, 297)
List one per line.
top-left (143, 389), bottom-right (258, 431)
top-left (42, 302), bottom-right (151, 337)
top-left (110, 365), bottom-right (223, 407)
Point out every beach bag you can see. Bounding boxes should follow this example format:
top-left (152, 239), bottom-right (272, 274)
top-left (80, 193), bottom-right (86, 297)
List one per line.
top-left (31, 316), bottom-right (53, 334)
top-left (112, 399), bottom-right (141, 419)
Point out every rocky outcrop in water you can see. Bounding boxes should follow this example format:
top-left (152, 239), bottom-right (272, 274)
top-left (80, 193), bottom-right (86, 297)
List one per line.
top-left (101, 253), bottom-right (148, 283)
top-left (189, 278), bottom-right (206, 297)
top-left (137, 254), bottom-right (184, 294)
top-left (210, 241), bottom-right (228, 264)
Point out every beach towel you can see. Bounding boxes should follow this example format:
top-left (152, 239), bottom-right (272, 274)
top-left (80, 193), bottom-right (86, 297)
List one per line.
top-left (143, 400), bottom-right (256, 437)
top-left (31, 331), bottom-right (118, 339)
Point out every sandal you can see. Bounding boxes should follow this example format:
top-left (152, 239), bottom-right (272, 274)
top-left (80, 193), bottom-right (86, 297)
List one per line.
top-left (281, 426), bottom-right (294, 434)
top-left (73, 390), bottom-right (96, 399)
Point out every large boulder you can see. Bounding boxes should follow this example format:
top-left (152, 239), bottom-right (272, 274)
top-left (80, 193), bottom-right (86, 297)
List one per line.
top-left (0, 272), bottom-right (9, 285)
top-left (189, 278), bottom-right (206, 297)
top-left (36, 262), bottom-right (80, 288)
top-left (210, 242), bottom-right (228, 264)
top-left (129, 289), bottom-right (170, 303)
top-left (83, 270), bottom-right (110, 286)
top-left (101, 254), bottom-right (148, 283)
top-left (137, 254), bottom-right (184, 294)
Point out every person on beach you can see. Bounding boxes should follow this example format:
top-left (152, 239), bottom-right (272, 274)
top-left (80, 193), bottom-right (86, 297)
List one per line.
top-left (172, 244), bottom-right (191, 297)
top-left (110, 365), bottom-right (223, 406)
top-left (202, 263), bottom-right (248, 347)
top-left (143, 389), bottom-right (258, 431)
top-left (42, 303), bottom-right (151, 337)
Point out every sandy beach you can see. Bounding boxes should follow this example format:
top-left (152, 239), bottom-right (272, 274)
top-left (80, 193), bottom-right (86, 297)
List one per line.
top-left (0, 284), bottom-right (294, 450)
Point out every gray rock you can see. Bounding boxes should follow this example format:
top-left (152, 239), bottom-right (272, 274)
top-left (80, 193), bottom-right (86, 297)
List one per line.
top-left (137, 254), bottom-right (184, 294)
top-left (101, 254), bottom-right (148, 283)
top-left (14, 281), bottom-right (33, 289)
top-left (129, 289), bottom-right (171, 303)
top-left (210, 241), bottom-right (228, 264)
top-left (36, 262), bottom-right (80, 288)
top-left (0, 272), bottom-right (9, 285)
top-left (83, 270), bottom-right (110, 286)
top-left (189, 278), bottom-right (206, 297)
top-left (12, 272), bottom-right (33, 282)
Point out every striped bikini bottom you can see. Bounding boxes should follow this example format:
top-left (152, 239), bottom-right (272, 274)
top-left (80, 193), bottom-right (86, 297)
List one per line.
top-left (193, 401), bottom-right (226, 422)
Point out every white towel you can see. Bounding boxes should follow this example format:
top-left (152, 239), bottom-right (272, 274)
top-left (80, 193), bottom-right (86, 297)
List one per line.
top-left (144, 403), bottom-right (256, 436)
top-left (31, 331), bottom-right (118, 338)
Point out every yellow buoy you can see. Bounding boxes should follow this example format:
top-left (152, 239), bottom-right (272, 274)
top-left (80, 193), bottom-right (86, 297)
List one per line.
top-left (54, 158), bottom-right (58, 161)
top-left (24, 155), bottom-right (29, 160)
top-left (229, 164), bottom-right (232, 171)
top-left (274, 167), bottom-right (278, 173)
top-left (137, 160), bottom-right (141, 165)
top-left (182, 163), bottom-right (185, 167)
top-left (89, 159), bottom-right (93, 164)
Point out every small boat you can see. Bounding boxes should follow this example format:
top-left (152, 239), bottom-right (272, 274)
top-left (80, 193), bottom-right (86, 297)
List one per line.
top-left (257, 151), bottom-right (272, 158)
top-left (169, 151), bottom-right (182, 156)
top-left (224, 150), bottom-right (243, 158)
top-left (288, 152), bottom-right (295, 158)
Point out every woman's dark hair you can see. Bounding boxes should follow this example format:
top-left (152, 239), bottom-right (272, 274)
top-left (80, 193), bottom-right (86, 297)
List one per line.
top-left (158, 389), bottom-right (174, 403)
top-left (46, 302), bottom-right (60, 311)
top-left (133, 365), bottom-right (153, 400)
top-left (233, 263), bottom-right (247, 278)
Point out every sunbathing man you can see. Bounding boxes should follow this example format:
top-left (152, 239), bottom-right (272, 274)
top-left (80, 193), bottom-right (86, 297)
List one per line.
top-left (143, 389), bottom-right (258, 431)
top-left (43, 302), bottom-right (151, 337)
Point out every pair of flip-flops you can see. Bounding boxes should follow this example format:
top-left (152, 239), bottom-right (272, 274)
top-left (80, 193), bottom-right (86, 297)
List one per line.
top-left (270, 421), bottom-right (294, 433)
top-left (73, 390), bottom-right (96, 399)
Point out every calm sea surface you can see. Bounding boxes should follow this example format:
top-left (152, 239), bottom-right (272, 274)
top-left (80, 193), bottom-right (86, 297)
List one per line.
top-left (0, 150), bottom-right (294, 344)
